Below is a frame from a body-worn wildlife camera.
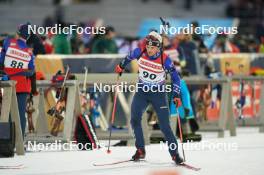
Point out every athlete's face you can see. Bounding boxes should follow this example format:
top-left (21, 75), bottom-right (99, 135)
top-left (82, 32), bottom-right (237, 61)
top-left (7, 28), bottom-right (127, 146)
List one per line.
top-left (146, 44), bottom-right (159, 56)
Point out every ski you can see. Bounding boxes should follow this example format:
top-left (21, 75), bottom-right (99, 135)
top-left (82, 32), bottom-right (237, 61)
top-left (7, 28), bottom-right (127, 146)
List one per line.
top-left (93, 159), bottom-right (200, 171)
top-left (178, 163), bottom-right (201, 171)
top-left (0, 164), bottom-right (25, 169)
top-left (93, 159), bottom-right (132, 166)
top-left (93, 159), bottom-right (146, 166)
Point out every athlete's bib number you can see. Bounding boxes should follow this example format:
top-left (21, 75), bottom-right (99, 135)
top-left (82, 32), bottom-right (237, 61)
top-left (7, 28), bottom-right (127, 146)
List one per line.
top-left (142, 71), bottom-right (157, 80)
top-left (10, 60), bottom-right (24, 68)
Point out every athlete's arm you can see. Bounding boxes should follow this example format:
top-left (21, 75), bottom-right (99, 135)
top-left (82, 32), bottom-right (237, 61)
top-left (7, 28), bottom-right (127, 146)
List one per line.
top-left (119, 47), bottom-right (143, 68)
top-left (28, 54), bottom-right (35, 70)
top-left (164, 56), bottom-right (181, 96)
top-left (115, 47), bottom-right (143, 74)
top-left (28, 54), bottom-right (37, 94)
top-left (0, 38), bottom-right (10, 69)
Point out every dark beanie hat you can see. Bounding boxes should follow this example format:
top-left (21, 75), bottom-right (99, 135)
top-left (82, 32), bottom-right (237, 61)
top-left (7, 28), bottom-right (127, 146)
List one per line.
top-left (17, 22), bottom-right (31, 40)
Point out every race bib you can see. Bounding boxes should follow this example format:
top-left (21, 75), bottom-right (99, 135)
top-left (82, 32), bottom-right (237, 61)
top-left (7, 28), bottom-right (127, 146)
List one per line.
top-left (138, 57), bottom-right (165, 85)
top-left (4, 47), bottom-right (31, 69)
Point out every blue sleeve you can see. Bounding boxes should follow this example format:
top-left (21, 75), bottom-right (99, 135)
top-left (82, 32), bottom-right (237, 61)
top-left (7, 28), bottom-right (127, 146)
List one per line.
top-left (120, 47), bottom-right (142, 68)
top-left (28, 55), bottom-right (35, 70)
top-left (164, 56), bottom-right (181, 96)
top-left (0, 38), bottom-right (10, 65)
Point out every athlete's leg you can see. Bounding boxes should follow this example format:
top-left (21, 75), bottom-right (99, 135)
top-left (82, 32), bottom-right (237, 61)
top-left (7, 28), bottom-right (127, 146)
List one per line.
top-left (131, 91), bottom-right (149, 149)
top-left (150, 92), bottom-right (179, 157)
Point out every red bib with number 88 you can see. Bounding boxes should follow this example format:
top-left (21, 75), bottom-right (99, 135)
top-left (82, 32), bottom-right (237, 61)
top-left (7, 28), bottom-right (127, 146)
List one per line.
top-left (4, 39), bottom-right (32, 93)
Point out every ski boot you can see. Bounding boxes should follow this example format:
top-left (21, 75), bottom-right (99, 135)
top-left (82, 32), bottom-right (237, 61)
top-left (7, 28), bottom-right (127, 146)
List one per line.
top-left (172, 153), bottom-right (184, 165)
top-left (131, 148), bottom-right (146, 161)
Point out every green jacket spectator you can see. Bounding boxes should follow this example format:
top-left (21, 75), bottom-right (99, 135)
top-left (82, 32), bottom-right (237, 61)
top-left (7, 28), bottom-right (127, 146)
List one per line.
top-left (52, 33), bottom-right (72, 54)
top-left (91, 26), bottom-right (118, 54)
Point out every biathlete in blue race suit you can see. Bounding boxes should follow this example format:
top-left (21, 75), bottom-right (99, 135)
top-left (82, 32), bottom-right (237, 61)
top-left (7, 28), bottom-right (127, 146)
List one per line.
top-left (115, 31), bottom-right (184, 165)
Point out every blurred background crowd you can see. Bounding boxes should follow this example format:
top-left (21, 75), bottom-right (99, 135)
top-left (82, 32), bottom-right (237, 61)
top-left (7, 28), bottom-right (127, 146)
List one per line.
top-left (0, 0), bottom-right (263, 75)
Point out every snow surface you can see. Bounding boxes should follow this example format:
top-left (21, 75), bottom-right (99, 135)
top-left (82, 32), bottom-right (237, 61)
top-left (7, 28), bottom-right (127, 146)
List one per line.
top-left (1, 127), bottom-right (264, 175)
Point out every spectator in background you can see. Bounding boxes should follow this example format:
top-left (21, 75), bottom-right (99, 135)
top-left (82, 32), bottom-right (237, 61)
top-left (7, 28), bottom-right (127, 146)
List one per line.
top-left (43, 16), bottom-right (55, 28)
top-left (91, 26), bottom-right (118, 54)
top-left (259, 37), bottom-right (264, 53)
top-left (191, 21), bottom-right (208, 53)
top-left (86, 33), bottom-right (101, 53)
top-left (163, 35), bottom-right (186, 73)
top-left (41, 35), bottom-right (54, 54)
top-left (172, 31), bottom-right (201, 134)
top-left (27, 34), bottom-right (46, 55)
top-left (256, 22), bottom-right (264, 42)
top-left (82, 19), bottom-right (104, 53)
top-left (52, 22), bottom-right (72, 54)
top-left (176, 31), bottom-right (200, 75)
top-left (247, 36), bottom-right (258, 53)
top-left (70, 25), bottom-right (85, 54)
top-left (234, 34), bottom-right (249, 52)
top-left (211, 34), bottom-right (240, 53)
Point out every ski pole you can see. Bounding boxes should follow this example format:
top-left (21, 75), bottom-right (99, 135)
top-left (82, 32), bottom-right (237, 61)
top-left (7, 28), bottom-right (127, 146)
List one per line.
top-left (107, 74), bottom-right (120, 154)
top-left (176, 107), bottom-right (186, 162)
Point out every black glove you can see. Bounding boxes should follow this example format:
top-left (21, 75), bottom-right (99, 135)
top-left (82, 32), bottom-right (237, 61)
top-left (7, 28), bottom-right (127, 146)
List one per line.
top-left (30, 72), bottom-right (38, 95)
